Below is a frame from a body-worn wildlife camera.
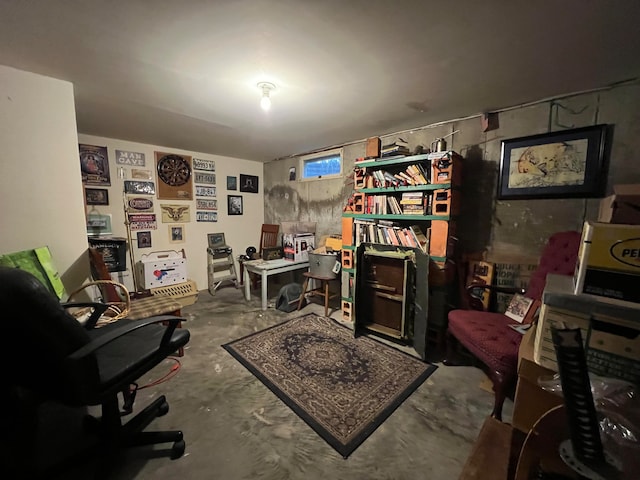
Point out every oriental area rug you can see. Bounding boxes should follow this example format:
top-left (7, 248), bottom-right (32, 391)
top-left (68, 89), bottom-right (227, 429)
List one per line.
top-left (222, 313), bottom-right (437, 458)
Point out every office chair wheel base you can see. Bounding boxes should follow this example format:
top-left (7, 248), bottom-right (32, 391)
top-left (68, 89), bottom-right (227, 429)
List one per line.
top-left (171, 439), bottom-right (185, 459)
top-left (158, 400), bottom-right (170, 417)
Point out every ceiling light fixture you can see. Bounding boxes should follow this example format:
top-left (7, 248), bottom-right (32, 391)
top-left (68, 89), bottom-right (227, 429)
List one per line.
top-left (257, 82), bottom-right (275, 111)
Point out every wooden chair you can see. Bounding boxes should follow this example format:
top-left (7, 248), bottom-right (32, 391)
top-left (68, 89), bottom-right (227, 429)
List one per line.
top-left (247, 224), bottom-right (280, 289)
top-left (259, 224), bottom-right (280, 256)
top-left (87, 247), bottom-right (185, 355)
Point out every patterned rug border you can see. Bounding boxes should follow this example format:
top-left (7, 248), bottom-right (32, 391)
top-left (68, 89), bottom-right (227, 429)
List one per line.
top-left (222, 313), bottom-right (438, 458)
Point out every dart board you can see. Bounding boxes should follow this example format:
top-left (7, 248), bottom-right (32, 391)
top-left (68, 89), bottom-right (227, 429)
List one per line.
top-left (154, 152), bottom-right (193, 200)
top-left (157, 154), bottom-right (191, 186)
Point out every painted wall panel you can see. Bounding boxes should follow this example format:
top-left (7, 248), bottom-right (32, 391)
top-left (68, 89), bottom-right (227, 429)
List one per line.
top-left (0, 65), bottom-right (89, 292)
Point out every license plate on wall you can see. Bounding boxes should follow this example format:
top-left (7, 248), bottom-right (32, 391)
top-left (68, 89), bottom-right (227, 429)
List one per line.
top-left (193, 158), bottom-right (216, 171)
top-left (194, 172), bottom-right (216, 184)
top-left (195, 186), bottom-right (216, 197)
top-left (196, 211), bottom-right (218, 222)
top-left (196, 199), bottom-right (217, 210)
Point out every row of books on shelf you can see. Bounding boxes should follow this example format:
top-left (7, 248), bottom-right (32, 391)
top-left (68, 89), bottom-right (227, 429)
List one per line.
top-left (353, 219), bottom-right (429, 252)
top-left (359, 163), bottom-right (429, 188)
top-left (364, 192), bottom-right (434, 215)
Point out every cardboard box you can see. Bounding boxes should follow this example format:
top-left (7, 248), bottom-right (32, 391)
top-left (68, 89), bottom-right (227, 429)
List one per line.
top-left (598, 184), bottom-right (640, 224)
top-left (283, 233), bottom-right (315, 262)
top-left (534, 274), bottom-right (640, 385)
top-left (136, 250), bottom-right (187, 289)
top-left (573, 221), bottom-right (640, 304)
top-left (514, 325), bottom-right (564, 435)
top-left (365, 137), bottom-right (381, 159)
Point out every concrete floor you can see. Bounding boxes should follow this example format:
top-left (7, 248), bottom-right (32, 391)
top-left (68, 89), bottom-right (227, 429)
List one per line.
top-left (35, 282), bottom-right (513, 480)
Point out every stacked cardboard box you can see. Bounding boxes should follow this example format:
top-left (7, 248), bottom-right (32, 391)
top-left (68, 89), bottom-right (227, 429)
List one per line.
top-left (534, 274), bottom-right (640, 385)
top-left (573, 221), bottom-right (640, 305)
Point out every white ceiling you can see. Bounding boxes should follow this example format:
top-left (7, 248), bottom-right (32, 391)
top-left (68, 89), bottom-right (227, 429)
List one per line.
top-left (2, 1), bottom-right (640, 162)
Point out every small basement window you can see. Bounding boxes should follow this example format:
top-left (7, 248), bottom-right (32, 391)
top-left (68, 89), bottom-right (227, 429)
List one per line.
top-left (300, 148), bottom-right (343, 180)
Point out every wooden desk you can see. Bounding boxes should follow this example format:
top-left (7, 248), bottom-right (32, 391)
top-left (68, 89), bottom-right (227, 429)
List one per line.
top-left (243, 258), bottom-right (309, 310)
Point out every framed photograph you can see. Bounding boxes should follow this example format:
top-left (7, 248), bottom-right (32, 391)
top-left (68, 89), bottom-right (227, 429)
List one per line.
top-left (239, 174), bottom-right (259, 193)
top-left (207, 233), bottom-right (226, 248)
top-left (227, 176), bottom-right (237, 190)
top-left (85, 188), bottom-right (109, 205)
top-left (504, 294), bottom-right (534, 324)
top-left (136, 231), bottom-right (152, 248)
top-left (169, 224), bottom-right (185, 243)
top-left (498, 124), bottom-right (610, 200)
top-left (227, 195), bottom-right (243, 215)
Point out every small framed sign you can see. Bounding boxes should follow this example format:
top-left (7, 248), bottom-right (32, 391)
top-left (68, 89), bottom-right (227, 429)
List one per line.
top-left (85, 188), bottom-right (109, 205)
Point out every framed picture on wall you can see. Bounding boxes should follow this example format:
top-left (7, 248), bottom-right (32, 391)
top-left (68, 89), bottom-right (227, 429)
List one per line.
top-left (85, 188), bottom-right (109, 205)
top-left (137, 231), bottom-right (152, 248)
top-left (498, 124), bottom-right (610, 200)
top-left (227, 176), bottom-right (237, 190)
top-left (169, 224), bottom-right (185, 243)
top-left (227, 195), bottom-right (243, 215)
top-left (239, 174), bottom-right (259, 193)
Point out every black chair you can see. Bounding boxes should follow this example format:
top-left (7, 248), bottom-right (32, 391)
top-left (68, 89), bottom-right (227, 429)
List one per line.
top-left (0, 266), bottom-right (190, 477)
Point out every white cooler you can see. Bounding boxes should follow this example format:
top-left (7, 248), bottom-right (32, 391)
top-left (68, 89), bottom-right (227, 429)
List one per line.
top-left (136, 250), bottom-right (188, 289)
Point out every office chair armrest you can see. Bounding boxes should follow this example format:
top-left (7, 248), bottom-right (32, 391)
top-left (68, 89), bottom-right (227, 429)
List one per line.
top-left (66, 315), bottom-right (185, 362)
top-left (61, 301), bottom-right (112, 329)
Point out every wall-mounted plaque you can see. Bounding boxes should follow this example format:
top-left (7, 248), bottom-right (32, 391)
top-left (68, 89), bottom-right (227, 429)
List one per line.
top-left (160, 204), bottom-right (191, 223)
top-left (124, 181), bottom-right (155, 195)
top-left (116, 150), bottom-right (145, 166)
top-left (126, 196), bottom-right (154, 212)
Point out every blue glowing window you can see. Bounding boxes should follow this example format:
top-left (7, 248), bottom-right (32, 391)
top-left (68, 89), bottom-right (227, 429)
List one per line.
top-left (302, 153), bottom-right (342, 179)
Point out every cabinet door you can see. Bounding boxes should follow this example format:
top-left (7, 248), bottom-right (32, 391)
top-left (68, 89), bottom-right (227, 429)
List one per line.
top-left (412, 248), bottom-right (429, 360)
top-left (354, 244), bottom-right (415, 340)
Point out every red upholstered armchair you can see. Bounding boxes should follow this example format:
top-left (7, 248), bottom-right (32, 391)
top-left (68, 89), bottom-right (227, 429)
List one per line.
top-left (444, 231), bottom-right (581, 421)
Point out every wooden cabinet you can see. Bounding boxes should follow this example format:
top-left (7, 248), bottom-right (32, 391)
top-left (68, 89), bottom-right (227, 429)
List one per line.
top-left (353, 243), bottom-right (429, 359)
top-left (357, 248), bottom-right (413, 339)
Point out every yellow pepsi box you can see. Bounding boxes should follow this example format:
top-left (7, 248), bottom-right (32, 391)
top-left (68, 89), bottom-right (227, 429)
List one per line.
top-left (574, 221), bottom-right (640, 305)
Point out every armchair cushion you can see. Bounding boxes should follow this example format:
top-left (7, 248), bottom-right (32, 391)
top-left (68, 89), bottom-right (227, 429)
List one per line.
top-left (447, 310), bottom-right (522, 375)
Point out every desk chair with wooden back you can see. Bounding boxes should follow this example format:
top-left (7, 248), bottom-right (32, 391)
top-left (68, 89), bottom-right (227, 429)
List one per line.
top-left (248, 224), bottom-right (280, 289)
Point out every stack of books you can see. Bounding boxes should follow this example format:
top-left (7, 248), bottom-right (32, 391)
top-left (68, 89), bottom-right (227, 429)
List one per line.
top-left (381, 138), bottom-right (410, 158)
top-left (400, 192), bottom-right (425, 215)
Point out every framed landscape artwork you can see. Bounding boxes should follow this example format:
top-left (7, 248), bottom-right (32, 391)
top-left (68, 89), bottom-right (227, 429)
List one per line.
top-left (498, 124), bottom-right (610, 200)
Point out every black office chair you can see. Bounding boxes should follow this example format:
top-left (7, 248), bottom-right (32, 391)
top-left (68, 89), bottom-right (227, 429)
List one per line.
top-left (0, 266), bottom-right (190, 477)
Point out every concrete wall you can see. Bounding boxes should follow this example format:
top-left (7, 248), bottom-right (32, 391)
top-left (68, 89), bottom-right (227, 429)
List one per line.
top-left (78, 134), bottom-right (264, 291)
top-left (264, 83), bottom-right (640, 259)
top-left (0, 65), bottom-right (89, 293)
